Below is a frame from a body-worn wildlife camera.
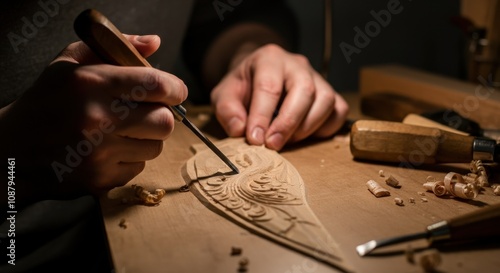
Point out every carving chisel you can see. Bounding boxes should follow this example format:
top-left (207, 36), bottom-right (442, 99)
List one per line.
top-left (356, 203), bottom-right (500, 256)
top-left (350, 120), bottom-right (499, 164)
top-left (74, 9), bottom-right (239, 173)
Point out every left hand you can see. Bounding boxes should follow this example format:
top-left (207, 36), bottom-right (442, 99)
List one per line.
top-left (211, 44), bottom-right (349, 151)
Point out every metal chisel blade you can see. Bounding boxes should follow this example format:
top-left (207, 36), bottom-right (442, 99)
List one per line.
top-left (181, 118), bottom-right (239, 174)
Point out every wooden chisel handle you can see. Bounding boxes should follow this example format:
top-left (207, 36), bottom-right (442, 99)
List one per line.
top-left (73, 9), bottom-right (186, 121)
top-left (350, 120), bottom-right (497, 164)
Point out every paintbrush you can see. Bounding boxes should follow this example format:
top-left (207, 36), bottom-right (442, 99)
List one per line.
top-left (356, 203), bottom-right (500, 256)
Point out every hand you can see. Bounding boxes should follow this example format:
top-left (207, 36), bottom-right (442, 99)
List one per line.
top-left (0, 35), bottom-right (187, 202)
top-left (211, 44), bottom-right (349, 151)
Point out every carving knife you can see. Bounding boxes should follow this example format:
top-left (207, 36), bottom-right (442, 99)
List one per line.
top-left (350, 120), bottom-right (499, 164)
top-left (73, 9), bottom-right (239, 174)
top-left (356, 203), bottom-right (500, 256)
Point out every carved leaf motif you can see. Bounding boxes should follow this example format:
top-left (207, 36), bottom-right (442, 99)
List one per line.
top-left (185, 138), bottom-right (352, 272)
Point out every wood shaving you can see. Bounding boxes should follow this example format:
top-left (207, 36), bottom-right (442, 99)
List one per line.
top-left (131, 184), bottom-right (166, 206)
top-left (409, 197), bottom-right (415, 204)
top-left (418, 250), bottom-right (441, 272)
top-left (423, 181), bottom-right (447, 197)
top-left (197, 113), bottom-right (210, 121)
top-left (385, 175), bottom-right (400, 188)
top-left (231, 247), bottom-right (242, 256)
top-left (494, 186), bottom-right (500, 196)
top-left (470, 160), bottom-right (489, 187)
top-left (238, 257), bottom-right (249, 272)
top-left (119, 219), bottom-right (128, 229)
top-left (443, 172), bottom-right (478, 200)
top-left (378, 170), bottom-right (385, 177)
top-left (394, 197), bottom-right (404, 206)
top-left (421, 198), bottom-right (428, 202)
top-left (366, 180), bottom-right (390, 197)
top-left (426, 176), bottom-right (436, 182)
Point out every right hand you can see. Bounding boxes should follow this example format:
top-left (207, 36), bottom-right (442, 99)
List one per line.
top-left (0, 35), bottom-right (187, 201)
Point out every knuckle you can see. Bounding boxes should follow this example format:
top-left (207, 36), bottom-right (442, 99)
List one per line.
top-left (276, 112), bottom-right (300, 131)
top-left (143, 68), bottom-right (161, 91)
top-left (162, 73), bottom-right (187, 104)
top-left (299, 79), bottom-right (316, 98)
top-left (322, 89), bottom-right (336, 106)
top-left (69, 66), bottom-right (102, 88)
top-left (259, 43), bottom-right (284, 55)
top-left (255, 79), bottom-right (282, 98)
top-left (293, 54), bottom-right (310, 66)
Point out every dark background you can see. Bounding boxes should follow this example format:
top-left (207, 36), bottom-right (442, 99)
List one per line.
top-left (285, 0), bottom-right (463, 92)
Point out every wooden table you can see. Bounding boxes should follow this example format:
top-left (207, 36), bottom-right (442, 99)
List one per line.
top-left (100, 94), bottom-right (500, 273)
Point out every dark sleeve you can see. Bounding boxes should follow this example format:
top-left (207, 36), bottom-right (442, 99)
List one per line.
top-left (182, 0), bottom-right (298, 103)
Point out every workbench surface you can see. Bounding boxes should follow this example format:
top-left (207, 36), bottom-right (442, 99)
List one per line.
top-left (99, 94), bottom-right (500, 273)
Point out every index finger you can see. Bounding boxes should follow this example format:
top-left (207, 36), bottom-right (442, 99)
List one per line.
top-left (84, 65), bottom-right (188, 106)
top-left (246, 56), bottom-right (285, 145)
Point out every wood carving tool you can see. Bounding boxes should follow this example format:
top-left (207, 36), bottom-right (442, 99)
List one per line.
top-left (350, 120), bottom-right (499, 164)
top-left (356, 203), bottom-right (500, 256)
top-left (73, 9), bottom-right (239, 174)
top-left (361, 93), bottom-right (500, 141)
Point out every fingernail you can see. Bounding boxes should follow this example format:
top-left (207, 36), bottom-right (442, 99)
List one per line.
top-left (136, 35), bottom-right (157, 44)
top-left (228, 117), bottom-right (244, 135)
top-left (267, 133), bottom-right (284, 150)
top-left (251, 127), bottom-right (265, 144)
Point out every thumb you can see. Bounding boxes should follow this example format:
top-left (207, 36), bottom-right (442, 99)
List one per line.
top-left (124, 34), bottom-right (161, 58)
top-left (52, 34), bottom-right (161, 65)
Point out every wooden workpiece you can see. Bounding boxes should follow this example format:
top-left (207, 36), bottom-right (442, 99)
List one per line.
top-left (185, 138), bottom-right (351, 271)
top-left (99, 103), bottom-right (500, 273)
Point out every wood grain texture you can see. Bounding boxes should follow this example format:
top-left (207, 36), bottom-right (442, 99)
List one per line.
top-left (350, 120), bottom-right (475, 164)
top-left (100, 105), bottom-right (500, 273)
top-left (184, 138), bottom-right (352, 272)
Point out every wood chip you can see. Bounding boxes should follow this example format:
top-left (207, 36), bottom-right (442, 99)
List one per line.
top-left (231, 247), bottom-right (242, 256)
top-left (419, 250), bottom-right (441, 272)
top-left (385, 175), bottom-right (400, 188)
top-left (131, 184), bottom-right (166, 206)
top-left (366, 180), bottom-right (390, 197)
top-left (119, 219), bottom-right (128, 229)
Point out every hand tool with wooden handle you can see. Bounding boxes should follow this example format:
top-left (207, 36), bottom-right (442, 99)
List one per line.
top-left (350, 120), bottom-right (499, 164)
top-left (73, 9), bottom-right (239, 173)
top-left (356, 202), bottom-right (500, 256)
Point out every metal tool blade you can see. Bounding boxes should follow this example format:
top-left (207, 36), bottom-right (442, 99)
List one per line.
top-left (181, 117), bottom-right (239, 174)
top-left (356, 232), bottom-right (427, 256)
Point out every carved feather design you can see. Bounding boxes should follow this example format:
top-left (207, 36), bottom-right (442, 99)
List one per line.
top-left (185, 138), bottom-right (352, 272)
